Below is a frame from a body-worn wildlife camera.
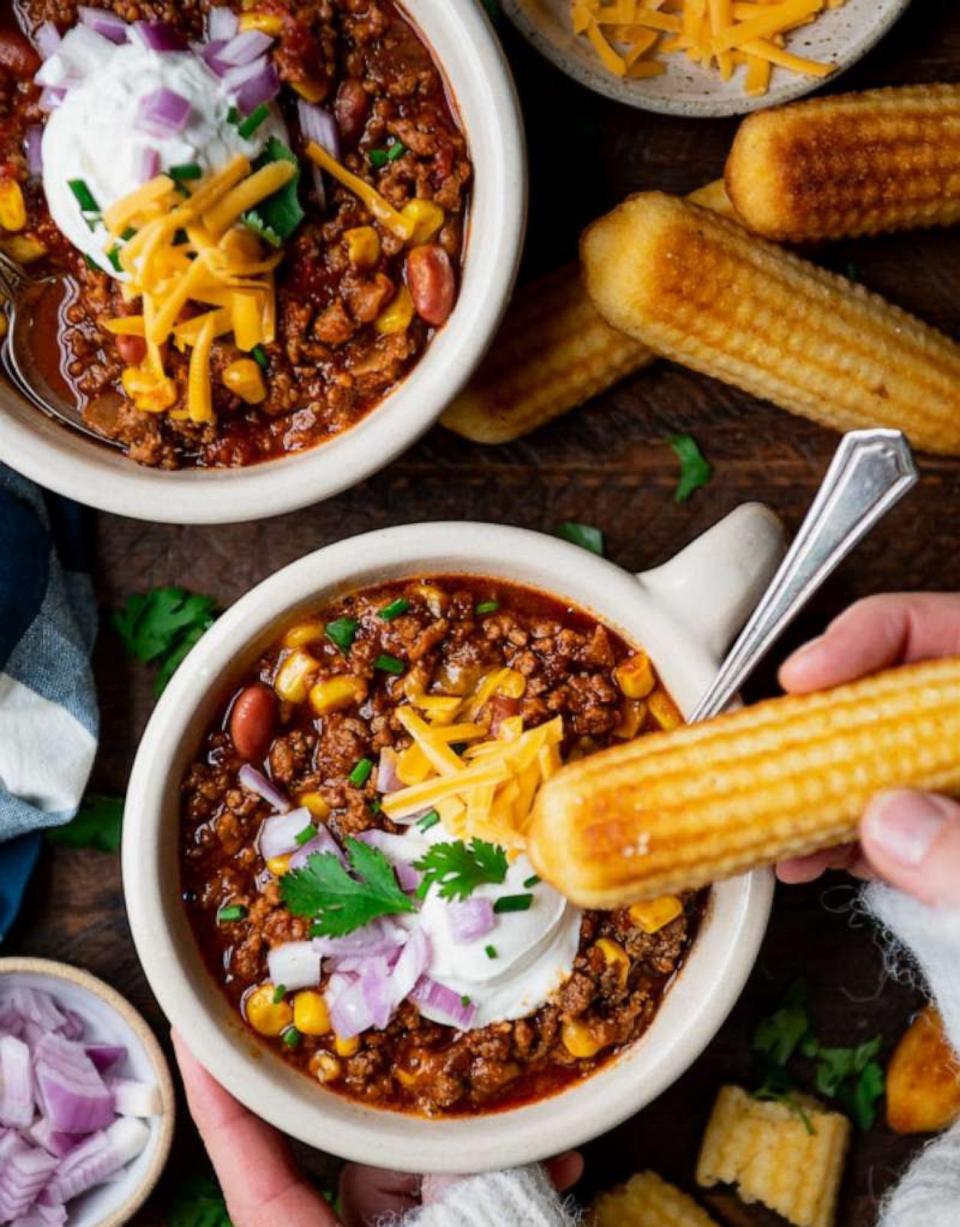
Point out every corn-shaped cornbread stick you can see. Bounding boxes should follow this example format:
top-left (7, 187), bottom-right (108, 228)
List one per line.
top-left (581, 193), bottom-right (960, 456)
top-left (726, 84), bottom-right (960, 242)
top-left (527, 656), bottom-right (960, 908)
top-left (591, 1170), bottom-right (720, 1227)
top-left (441, 181), bottom-right (734, 445)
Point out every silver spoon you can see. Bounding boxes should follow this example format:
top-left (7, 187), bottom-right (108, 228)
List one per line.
top-left (0, 251), bottom-right (119, 447)
top-left (689, 428), bottom-right (918, 722)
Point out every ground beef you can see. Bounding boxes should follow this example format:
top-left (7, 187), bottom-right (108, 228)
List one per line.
top-left (180, 577), bottom-right (703, 1115)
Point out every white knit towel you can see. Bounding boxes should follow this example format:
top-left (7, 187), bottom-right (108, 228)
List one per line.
top-left (866, 882), bottom-right (960, 1227)
top-left (397, 1164), bottom-right (581, 1226)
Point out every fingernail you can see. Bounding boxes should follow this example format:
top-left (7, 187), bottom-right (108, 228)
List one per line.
top-left (865, 792), bottom-right (948, 867)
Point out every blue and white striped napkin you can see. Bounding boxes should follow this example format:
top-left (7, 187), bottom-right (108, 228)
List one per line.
top-left (0, 466), bottom-right (98, 941)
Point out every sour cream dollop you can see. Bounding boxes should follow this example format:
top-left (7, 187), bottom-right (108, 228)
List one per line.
top-left (41, 31), bottom-right (286, 276)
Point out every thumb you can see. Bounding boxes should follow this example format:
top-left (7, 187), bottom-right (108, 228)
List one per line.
top-left (861, 791), bottom-right (960, 907)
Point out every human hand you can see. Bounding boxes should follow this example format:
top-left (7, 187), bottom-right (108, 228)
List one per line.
top-left (775, 593), bottom-right (960, 905)
top-left (173, 1030), bottom-right (583, 1227)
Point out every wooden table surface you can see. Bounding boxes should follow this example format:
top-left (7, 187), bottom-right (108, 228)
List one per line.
top-left (8, 2), bottom-right (960, 1222)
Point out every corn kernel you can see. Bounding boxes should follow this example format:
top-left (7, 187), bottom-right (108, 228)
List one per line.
top-left (239, 10), bottom-right (284, 34)
top-left (246, 985), bottom-right (294, 1037)
top-left (375, 287), bottom-right (414, 335)
top-left (615, 652), bottom-right (656, 700)
top-left (292, 78), bottom-right (326, 104)
top-left (311, 1052), bottom-right (342, 1083)
top-left (1, 235), bottom-right (46, 263)
top-left (561, 1020), bottom-right (605, 1059)
top-left (0, 181), bottom-right (26, 232)
top-left (223, 358), bottom-right (266, 405)
top-left (344, 225), bottom-right (381, 269)
top-left (649, 688), bottom-right (683, 730)
top-left (400, 199), bottom-right (445, 245)
top-left (595, 938), bottom-right (629, 986)
top-left (629, 896), bottom-right (683, 934)
top-left (299, 792), bottom-right (330, 819)
top-left (121, 367), bottom-right (178, 413)
top-left (294, 990), bottom-right (331, 1036)
top-left (266, 854), bottom-right (292, 877)
top-left (275, 649), bottom-right (319, 703)
top-left (334, 1033), bottom-right (360, 1057)
top-left (282, 621), bottom-right (326, 650)
top-left (395, 1068), bottom-right (418, 1088)
top-left (308, 674), bottom-right (365, 716)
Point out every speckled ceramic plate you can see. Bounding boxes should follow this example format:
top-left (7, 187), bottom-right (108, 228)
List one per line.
top-left (502, 0), bottom-right (912, 116)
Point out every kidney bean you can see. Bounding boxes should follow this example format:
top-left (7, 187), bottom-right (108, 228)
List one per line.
top-left (115, 334), bottom-right (147, 367)
top-left (334, 79), bottom-right (369, 146)
top-left (229, 685), bottom-right (278, 762)
top-left (0, 31), bottom-right (40, 78)
top-left (406, 245), bottom-right (456, 327)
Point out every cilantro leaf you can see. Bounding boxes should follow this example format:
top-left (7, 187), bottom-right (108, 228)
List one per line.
top-left (46, 794), bottom-right (123, 853)
top-left (553, 522), bottom-right (605, 556)
top-left (837, 1058), bottom-right (885, 1131)
top-left (413, 838), bottom-right (508, 901)
top-left (668, 433), bottom-right (713, 502)
top-left (281, 839), bottom-right (416, 936)
top-left (242, 137), bottom-right (304, 248)
top-left (752, 980), bottom-right (814, 1067)
top-left (167, 1173), bottom-right (233, 1227)
top-left (112, 587), bottom-right (218, 695)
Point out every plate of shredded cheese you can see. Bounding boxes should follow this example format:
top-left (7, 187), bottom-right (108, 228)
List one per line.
top-left (501, 0), bottom-right (911, 115)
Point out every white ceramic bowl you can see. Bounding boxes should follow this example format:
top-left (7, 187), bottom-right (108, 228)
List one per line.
top-left (0, 957), bottom-right (175, 1227)
top-left (124, 505), bottom-right (785, 1171)
top-left (0, 1), bottom-right (526, 525)
top-left (504, 0), bottom-right (911, 116)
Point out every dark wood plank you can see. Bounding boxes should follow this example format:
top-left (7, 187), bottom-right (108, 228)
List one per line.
top-left (9, 1), bottom-right (960, 1221)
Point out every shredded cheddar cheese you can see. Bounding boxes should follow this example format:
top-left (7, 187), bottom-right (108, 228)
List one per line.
top-left (381, 672), bottom-right (565, 850)
top-left (101, 156), bottom-right (283, 423)
top-left (572, 0), bottom-right (844, 95)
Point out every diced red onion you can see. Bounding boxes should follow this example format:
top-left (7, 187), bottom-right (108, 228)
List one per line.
top-left (105, 1075), bottom-right (162, 1117)
top-left (290, 825), bottom-right (344, 871)
top-left (259, 807), bottom-right (311, 860)
top-left (138, 147), bottom-right (161, 184)
top-left (84, 1043), bottom-right (126, 1074)
top-left (388, 927), bottom-right (431, 1004)
top-left (360, 962), bottom-right (394, 1030)
top-left (328, 976), bottom-right (375, 1040)
top-left (60, 1008), bottom-right (85, 1041)
top-left (238, 764), bottom-right (291, 813)
top-left (266, 941), bottom-right (322, 991)
top-left (375, 748), bottom-right (401, 794)
top-left (78, 6), bottom-right (129, 44)
top-left (0, 1137), bottom-right (57, 1221)
top-left (47, 1118), bottom-right (150, 1203)
top-left (224, 57), bottom-right (280, 114)
top-left (200, 39), bottom-right (229, 75)
top-left (297, 100), bottom-right (339, 209)
top-left (313, 917), bottom-right (407, 959)
top-left (383, 805), bottom-right (434, 827)
top-left (38, 87), bottom-right (66, 112)
top-left (33, 55), bottom-right (69, 88)
top-left (12, 1207), bottom-right (68, 1227)
top-left (7, 986), bottom-right (67, 1032)
top-left (34, 1034), bottom-right (114, 1134)
top-left (447, 897), bottom-right (496, 944)
top-left (355, 829), bottom-right (422, 892)
top-left (208, 7), bottom-right (239, 41)
top-left (130, 20), bottom-right (188, 52)
top-left (218, 29), bottom-right (273, 67)
top-left (135, 87), bottom-right (192, 138)
top-left (0, 1036), bottom-right (33, 1128)
top-left (35, 22), bottom-right (61, 60)
top-left (27, 1114), bottom-right (81, 1159)
top-left (409, 976), bottom-right (478, 1030)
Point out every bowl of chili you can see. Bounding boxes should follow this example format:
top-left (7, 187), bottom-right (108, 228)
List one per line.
top-left (0, 0), bottom-right (524, 523)
top-left (123, 504), bottom-right (786, 1169)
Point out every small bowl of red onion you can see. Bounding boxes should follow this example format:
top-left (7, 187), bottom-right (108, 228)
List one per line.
top-left (0, 957), bottom-right (174, 1227)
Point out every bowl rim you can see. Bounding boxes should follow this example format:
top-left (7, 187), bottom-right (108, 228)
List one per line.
top-left (501, 0), bottom-right (912, 116)
top-left (0, 0), bottom-right (527, 525)
top-left (123, 519), bottom-right (774, 1171)
top-left (0, 955), bottom-right (176, 1227)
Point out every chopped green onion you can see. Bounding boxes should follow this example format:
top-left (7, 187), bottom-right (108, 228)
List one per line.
top-left (82, 253), bottom-right (99, 271)
top-left (668, 433), bottom-right (713, 503)
top-left (349, 757), bottom-right (373, 787)
top-left (272, 984), bottom-right (287, 1004)
top-left (295, 824), bottom-right (316, 846)
top-left (378, 598), bottom-right (410, 621)
top-left (251, 344), bottom-right (269, 369)
top-left (282, 1027), bottom-right (301, 1048)
top-left (386, 141), bottom-right (407, 162)
top-left (475, 601), bottom-right (499, 615)
top-left (105, 246), bottom-right (122, 273)
top-left (238, 103), bottom-right (271, 140)
top-left (325, 617), bottom-right (358, 652)
top-left (523, 874), bottom-right (540, 889)
top-left (227, 106), bottom-right (241, 125)
top-left (68, 178), bottom-right (99, 213)
top-left (120, 226), bottom-right (137, 241)
top-left (417, 810), bottom-right (440, 832)
top-left (169, 162), bottom-right (202, 181)
top-left (554, 522), bottom-right (605, 556)
top-left (370, 798), bottom-right (383, 815)
top-left (368, 149), bottom-right (388, 169)
top-left (460, 995), bottom-right (472, 1007)
top-left (217, 903), bottom-right (247, 923)
top-left (484, 945), bottom-right (498, 959)
top-left (375, 654), bottom-right (405, 675)
top-left (494, 893), bottom-right (533, 914)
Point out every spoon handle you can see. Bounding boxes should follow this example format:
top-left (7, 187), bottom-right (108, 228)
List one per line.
top-left (688, 428), bottom-right (918, 723)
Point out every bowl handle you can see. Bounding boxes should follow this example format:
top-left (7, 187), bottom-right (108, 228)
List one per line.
top-left (637, 503), bottom-right (786, 663)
